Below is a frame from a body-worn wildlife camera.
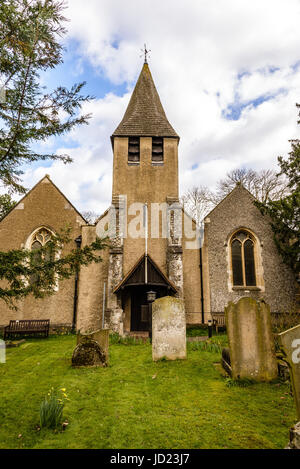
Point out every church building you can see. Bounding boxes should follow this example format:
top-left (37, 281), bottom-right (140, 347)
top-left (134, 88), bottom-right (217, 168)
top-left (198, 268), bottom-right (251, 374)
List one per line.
top-left (0, 61), bottom-right (297, 335)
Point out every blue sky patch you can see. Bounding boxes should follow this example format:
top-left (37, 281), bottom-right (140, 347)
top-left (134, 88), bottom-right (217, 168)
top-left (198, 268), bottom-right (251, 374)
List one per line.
top-left (40, 39), bottom-right (128, 100)
top-left (222, 88), bottom-right (287, 121)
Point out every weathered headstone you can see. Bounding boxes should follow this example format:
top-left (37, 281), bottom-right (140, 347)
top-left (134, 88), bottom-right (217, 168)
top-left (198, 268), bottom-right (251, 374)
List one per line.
top-left (224, 297), bottom-right (277, 381)
top-left (286, 422), bottom-right (300, 450)
top-left (0, 339), bottom-right (5, 363)
top-left (77, 329), bottom-right (109, 362)
top-left (278, 324), bottom-right (300, 421)
top-left (72, 329), bottom-right (109, 367)
top-left (152, 296), bottom-right (186, 361)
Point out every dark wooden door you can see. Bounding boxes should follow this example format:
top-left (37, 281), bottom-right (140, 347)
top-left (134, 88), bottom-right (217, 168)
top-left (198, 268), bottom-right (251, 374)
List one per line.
top-left (131, 288), bottom-right (150, 331)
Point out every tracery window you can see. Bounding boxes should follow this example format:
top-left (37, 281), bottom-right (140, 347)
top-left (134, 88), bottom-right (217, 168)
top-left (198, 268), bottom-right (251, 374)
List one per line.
top-left (29, 228), bottom-right (54, 284)
top-left (230, 230), bottom-right (256, 287)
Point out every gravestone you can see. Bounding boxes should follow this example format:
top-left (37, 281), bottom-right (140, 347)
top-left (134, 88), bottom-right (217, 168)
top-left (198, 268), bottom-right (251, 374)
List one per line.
top-left (224, 297), bottom-right (277, 381)
top-left (152, 296), bottom-right (186, 361)
top-left (0, 339), bottom-right (5, 363)
top-left (278, 324), bottom-right (300, 421)
top-left (77, 329), bottom-right (109, 362)
top-left (286, 422), bottom-right (300, 450)
top-left (72, 329), bottom-right (109, 367)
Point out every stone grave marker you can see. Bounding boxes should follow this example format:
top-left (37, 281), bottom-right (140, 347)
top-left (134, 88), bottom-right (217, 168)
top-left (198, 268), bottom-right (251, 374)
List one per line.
top-left (152, 296), bottom-right (186, 361)
top-left (224, 297), bottom-right (277, 381)
top-left (72, 329), bottom-right (109, 367)
top-left (278, 324), bottom-right (300, 421)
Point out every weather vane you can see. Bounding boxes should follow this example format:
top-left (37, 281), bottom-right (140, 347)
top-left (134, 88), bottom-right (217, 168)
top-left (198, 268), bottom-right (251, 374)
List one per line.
top-left (140, 44), bottom-right (151, 64)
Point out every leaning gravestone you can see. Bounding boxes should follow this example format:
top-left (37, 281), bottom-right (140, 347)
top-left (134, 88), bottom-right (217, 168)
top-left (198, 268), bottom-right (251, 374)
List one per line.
top-left (152, 296), bottom-right (186, 361)
top-left (224, 297), bottom-right (277, 381)
top-left (278, 324), bottom-right (300, 421)
top-left (286, 422), bottom-right (300, 450)
top-left (72, 329), bottom-right (109, 367)
top-left (77, 329), bottom-right (109, 362)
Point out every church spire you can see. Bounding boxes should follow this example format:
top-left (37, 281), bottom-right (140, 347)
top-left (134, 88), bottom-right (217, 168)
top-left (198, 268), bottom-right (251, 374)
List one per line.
top-left (112, 62), bottom-right (179, 139)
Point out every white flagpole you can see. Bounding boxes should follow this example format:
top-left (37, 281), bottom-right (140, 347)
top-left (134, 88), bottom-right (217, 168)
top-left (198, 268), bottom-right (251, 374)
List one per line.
top-left (144, 203), bottom-right (148, 284)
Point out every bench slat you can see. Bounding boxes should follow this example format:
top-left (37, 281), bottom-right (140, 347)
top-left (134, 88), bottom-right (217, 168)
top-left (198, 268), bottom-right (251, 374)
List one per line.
top-left (4, 320), bottom-right (50, 340)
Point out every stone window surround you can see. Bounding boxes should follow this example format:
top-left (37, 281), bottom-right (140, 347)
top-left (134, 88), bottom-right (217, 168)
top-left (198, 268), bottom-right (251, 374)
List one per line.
top-left (24, 226), bottom-right (60, 292)
top-left (226, 227), bottom-right (265, 293)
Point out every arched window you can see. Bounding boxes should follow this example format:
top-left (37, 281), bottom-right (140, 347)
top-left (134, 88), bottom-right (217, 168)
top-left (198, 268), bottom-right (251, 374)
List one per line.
top-left (28, 228), bottom-right (55, 285)
top-left (230, 230), bottom-right (256, 287)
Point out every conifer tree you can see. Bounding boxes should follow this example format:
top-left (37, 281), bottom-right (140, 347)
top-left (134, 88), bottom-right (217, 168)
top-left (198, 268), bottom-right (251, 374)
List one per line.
top-left (255, 105), bottom-right (300, 281)
top-left (0, 0), bottom-right (92, 193)
top-left (0, 0), bottom-right (107, 304)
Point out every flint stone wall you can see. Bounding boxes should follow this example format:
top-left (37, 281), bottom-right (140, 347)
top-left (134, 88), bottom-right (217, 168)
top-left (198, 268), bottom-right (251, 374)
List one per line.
top-left (204, 185), bottom-right (298, 313)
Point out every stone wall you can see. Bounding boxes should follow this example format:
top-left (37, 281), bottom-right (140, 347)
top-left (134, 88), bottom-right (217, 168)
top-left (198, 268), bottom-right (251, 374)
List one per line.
top-left (113, 137), bottom-right (178, 278)
top-left (0, 176), bottom-right (86, 327)
top-left (76, 225), bottom-right (109, 333)
top-left (204, 185), bottom-right (297, 313)
top-left (182, 215), bottom-right (202, 323)
top-left (111, 136), bottom-right (203, 324)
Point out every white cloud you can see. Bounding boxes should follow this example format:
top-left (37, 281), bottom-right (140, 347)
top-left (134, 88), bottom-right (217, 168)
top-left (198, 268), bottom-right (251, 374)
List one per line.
top-left (21, 0), bottom-right (300, 211)
top-left (22, 93), bottom-right (130, 214)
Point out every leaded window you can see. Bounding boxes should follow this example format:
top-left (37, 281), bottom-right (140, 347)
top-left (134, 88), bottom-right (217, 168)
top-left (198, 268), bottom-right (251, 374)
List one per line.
top-left (30, 228), bottom-right (54, 284)
top-left (231, 230), bottom-right (256, 287)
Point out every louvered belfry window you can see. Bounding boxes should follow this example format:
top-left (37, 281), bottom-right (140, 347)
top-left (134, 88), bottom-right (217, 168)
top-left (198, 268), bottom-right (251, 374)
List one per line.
top-left (152, 137), bottom-right (164, 163)
top-left (128, 137), bottom-right (140, 163)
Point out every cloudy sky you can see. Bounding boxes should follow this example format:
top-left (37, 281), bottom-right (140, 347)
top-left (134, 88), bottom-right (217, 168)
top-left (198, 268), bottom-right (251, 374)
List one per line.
top-left (22, 0), bottom-right (300, 215)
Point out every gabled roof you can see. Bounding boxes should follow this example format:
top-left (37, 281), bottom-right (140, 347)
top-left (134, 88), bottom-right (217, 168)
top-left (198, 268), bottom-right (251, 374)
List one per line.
top-left (204, 183), bottom-right (255, 220)
top-left (0, 175), bottom-right (87, 224)
top-left (113, 254), bottom-right (177, 293)
top-left (112, 63), bottom-right (179, 139)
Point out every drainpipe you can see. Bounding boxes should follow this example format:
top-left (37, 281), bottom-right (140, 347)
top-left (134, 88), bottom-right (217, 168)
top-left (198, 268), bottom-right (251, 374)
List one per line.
top-left (72, 235), bottom-right (82, 332)
top-left (200, 247), bottom-right (205, 324)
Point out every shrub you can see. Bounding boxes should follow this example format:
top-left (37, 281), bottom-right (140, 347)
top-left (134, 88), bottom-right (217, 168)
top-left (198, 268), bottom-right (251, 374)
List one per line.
top-left (271, 311), bottom-right (300, 333)
top-left (40, 387), bottom-right (69, 429)
top-left (109, 333), bottom-right (148, 345)
top-left (188, 339), bottom-right (222, 353)
top-left (186, 326), bottom-right (208, 337)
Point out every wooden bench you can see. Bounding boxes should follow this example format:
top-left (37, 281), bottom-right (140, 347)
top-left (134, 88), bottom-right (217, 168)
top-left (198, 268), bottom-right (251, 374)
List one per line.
top-left (211, 313), bottom-right (226, 333)
top-left (4, 320), bottom-right (50, 340)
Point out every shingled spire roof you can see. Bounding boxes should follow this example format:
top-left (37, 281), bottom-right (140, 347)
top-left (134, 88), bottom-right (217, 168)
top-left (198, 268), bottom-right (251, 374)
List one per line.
top-left (112, 63), bottom-right (179, 139)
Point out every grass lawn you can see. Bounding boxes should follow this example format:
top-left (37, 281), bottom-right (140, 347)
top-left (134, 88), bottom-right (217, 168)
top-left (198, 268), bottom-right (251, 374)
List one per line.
top-left (0, 335), bottom-right (296, 449)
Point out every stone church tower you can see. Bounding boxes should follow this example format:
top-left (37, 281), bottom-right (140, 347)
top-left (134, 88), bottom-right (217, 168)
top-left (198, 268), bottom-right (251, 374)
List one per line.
top-left (107, 62), bottom-right (183, 334)
top-left (77, 62), bottom-right (202, 335)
